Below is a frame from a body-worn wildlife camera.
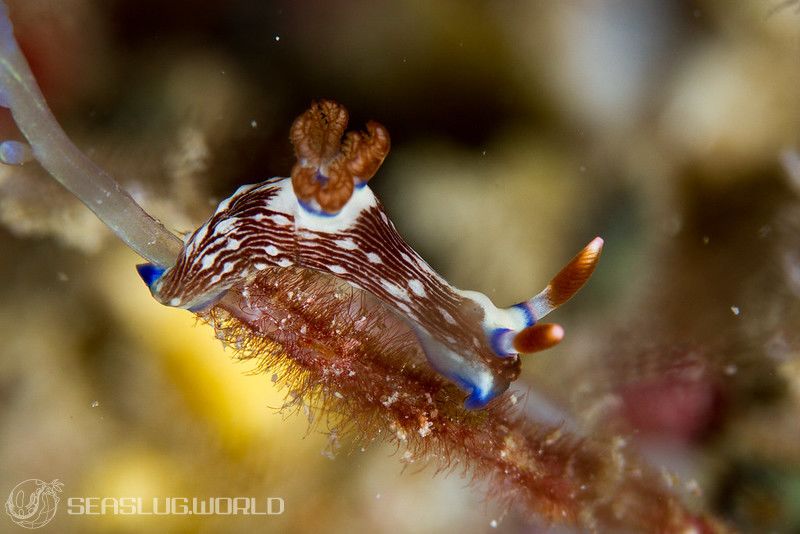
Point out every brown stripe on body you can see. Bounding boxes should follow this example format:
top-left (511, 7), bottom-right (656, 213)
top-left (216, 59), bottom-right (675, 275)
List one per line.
top-left (155, 182), bottom-right (297, 306)
top-left (296, 204), bottom-right (520, 384)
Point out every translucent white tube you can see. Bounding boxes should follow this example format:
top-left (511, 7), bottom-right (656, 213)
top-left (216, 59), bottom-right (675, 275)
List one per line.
top-left (0, 1), bottom-right (182, 266)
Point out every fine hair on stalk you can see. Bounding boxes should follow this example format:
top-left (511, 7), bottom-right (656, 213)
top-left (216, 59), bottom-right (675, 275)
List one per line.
top-left (204, 266), bottom-right (725, 532)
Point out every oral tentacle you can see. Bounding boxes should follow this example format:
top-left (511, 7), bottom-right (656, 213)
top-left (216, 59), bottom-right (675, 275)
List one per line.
top-left (512, 323), bottom-right (565, 354)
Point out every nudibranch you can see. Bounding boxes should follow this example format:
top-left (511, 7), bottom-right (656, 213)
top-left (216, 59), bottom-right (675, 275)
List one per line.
top-left (138, 100), bottom-right (603, 409)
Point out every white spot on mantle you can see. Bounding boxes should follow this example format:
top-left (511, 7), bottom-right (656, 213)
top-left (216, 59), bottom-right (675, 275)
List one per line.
top-left (439, 307), bottom-right (457, 325)
top-left (408, 279), bottom-right (426, 297)
top-left (334, 238), bottom-right (358, 250)
top-left (380, 279), bottom-right (411, 302)
top-left (200, 253), bottom-right (219, 270)
top-left (366, 252), bottom-right (382, 264)
top-left (269, 214), bottom-right (291, 226)
top-left (214, 218), bottom-right (237, 235)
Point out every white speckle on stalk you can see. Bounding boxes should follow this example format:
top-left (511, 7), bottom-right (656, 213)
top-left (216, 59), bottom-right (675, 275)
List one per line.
top-left (418, 420), bottom-right (432, 437)
top-left (685, 479), bottom-right (703, 497)
top-left (382, 391), bottom-right (399, 407)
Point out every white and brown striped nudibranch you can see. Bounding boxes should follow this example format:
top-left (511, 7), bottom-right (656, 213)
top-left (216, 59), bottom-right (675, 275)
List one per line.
top-left (137, 100), bottom-right (603, 409)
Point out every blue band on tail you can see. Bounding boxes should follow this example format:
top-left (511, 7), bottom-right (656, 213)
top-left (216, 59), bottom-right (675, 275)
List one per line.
top-left (463, 386), bottom-right (495, 410)
top-left (489, 327), bottom-right (513, 357)
top-left (512, 302), bottom-right (536, 328)
top-left (450, 373), bottom-right (496, 410)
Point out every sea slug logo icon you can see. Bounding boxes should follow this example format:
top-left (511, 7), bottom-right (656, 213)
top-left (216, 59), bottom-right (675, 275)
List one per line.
top-left (4, 479), bottom-right (63, 529)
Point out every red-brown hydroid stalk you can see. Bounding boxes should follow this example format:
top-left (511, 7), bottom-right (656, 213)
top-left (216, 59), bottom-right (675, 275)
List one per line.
top-left (207, 267), bottom-right (728, 533)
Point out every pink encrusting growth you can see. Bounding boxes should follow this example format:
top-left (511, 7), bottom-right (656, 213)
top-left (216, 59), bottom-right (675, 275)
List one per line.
top-left (148, 100), bottom-right (604, 409)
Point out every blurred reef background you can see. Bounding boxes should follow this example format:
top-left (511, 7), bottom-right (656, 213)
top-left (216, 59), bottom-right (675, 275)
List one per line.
top-left (0, 0), bottom-right (799, 532)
